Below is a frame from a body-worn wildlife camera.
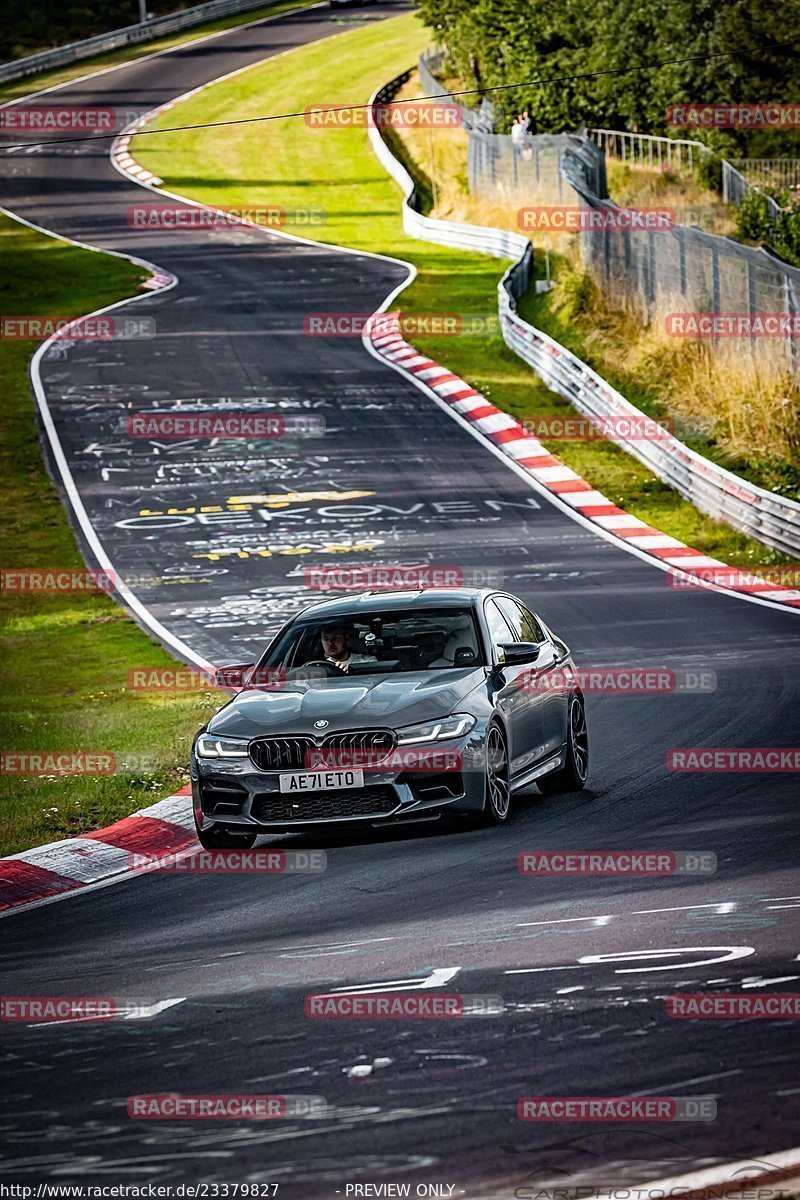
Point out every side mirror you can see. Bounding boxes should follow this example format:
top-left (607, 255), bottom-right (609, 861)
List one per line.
top-left (214, 662), bottom-right (255, 689)
top-left (498, 642), bottom-right (542, 666)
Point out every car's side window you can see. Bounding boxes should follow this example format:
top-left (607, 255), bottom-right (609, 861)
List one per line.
top-left (485, 599), bottom-right (516, 659)
top-left (495, 597), bottom-right (545, 644)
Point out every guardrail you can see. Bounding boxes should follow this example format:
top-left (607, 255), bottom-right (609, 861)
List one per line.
top-left (0, 0), bottom-right (287, 84)
top-left (368, 70), bottom-right (800, 558)
top-left (370, 74), bottom-right (532, 270)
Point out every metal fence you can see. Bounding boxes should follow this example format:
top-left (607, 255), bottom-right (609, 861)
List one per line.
top-left (730, 159), bottom-right (800, 193)
top-left (561, 149), bottom-right (800, 378)
top-left (594, 132), bottom-right (791, 223)
top-left (417, 51), bottom-right (800, 377)
top-left (499, 299), bottom-right (800, 556)
top-left (368, 68), bottom-right (800, 557)
top-left (721, 160), bottom-right (783, 221)
top-left (467, 128), bottom-right (608, 203)
top-left (417, 48), bottom-right (495, 134)
top-left (591, 129), bottom-right (795, 225)
top-left (590, 128), bottom-right (708, 172)
top-left (0, 0), bottom-right (286, 84)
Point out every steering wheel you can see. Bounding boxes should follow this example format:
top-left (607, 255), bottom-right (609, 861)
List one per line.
top-left (286, 659), bottom-right (344, 679)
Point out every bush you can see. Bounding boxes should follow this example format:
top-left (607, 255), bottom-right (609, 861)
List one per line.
top-left (696, 153), bottom-right (723, 194)
top-left (735, 188), bottom-right (800, 266)
top-left (736, 188), bottom-right (775, 243)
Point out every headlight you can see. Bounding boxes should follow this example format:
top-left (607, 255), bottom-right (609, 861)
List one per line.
top-left (395, 714), bottom-right (476, 745)
top-left (196, 734), bottom-right (251, 759)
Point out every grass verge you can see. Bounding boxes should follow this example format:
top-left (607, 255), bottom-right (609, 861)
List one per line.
top-left (134, 14), bottom-right (794, 570)
top-left (0, 216), bottom-right (223, 856)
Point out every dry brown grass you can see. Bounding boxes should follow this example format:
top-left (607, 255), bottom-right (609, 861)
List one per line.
top-left (606, 160), bottom-right (736, 237)
top-left (548, 241), bottom-right (799, 467)
top-left (394, 73), bottom-right (799, 474)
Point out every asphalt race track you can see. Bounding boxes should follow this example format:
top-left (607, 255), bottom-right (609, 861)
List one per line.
top-left (1, 1), bottom-right (799, 1191)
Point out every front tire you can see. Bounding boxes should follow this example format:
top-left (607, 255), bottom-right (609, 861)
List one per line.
top-left (195, 818), bottom-right (258, 849)
top-left (538, 695), bottom-right (588, 794)
top-left (482, 723), bottom-right (511, 824)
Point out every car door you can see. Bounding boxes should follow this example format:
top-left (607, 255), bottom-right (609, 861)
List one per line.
top-left (494, 596), bottom-right (566, 761)
top-left (484, 597), bottom-right (544, 778)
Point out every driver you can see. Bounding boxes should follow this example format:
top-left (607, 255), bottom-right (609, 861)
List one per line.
top-left (320, 623), bottom-right (377, 674)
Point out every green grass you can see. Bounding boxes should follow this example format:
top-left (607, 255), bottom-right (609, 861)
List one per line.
top-left (0, 216), bottom-right (223, 856)
top-left (134, 11), bottom-right (791, 572)
top-left (0, 0), bottom-right (326, 105)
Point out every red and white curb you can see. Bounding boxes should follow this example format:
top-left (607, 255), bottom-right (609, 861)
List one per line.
top-left (112, 113), bottom-right (163, 186)
top-left (368, 319), bottom-right (800, 610)
top-left (0, 787), bottom-right (196, 915)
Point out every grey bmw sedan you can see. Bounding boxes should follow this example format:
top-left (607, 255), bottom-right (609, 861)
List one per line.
top-left (191, 587), bottom-right (588, 847)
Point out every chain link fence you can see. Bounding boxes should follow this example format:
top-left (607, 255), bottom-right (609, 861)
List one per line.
top-left (370, 69), bottom-right (800, 557)
top-left (418, 49), bottom-right (800, 377)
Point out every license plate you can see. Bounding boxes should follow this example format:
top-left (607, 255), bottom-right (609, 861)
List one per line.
top-left (279, 770), bottom-right (365, 793)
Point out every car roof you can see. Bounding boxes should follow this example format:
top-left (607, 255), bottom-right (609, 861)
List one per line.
top-left (294, 587), bottom-right (493, 620)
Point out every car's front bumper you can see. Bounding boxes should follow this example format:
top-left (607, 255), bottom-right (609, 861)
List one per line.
top-left (191, 732), bottom-right (487, 832)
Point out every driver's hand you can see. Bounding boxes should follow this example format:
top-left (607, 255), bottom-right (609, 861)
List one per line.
top-left (294, 664), bottom-right (330, 681)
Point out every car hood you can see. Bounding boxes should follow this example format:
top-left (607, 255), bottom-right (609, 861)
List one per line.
top-left (207, 668), bottom-right (485, 739)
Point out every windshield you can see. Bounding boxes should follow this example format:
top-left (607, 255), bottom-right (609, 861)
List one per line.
top-left (257, 607), bottom-right (484, 678)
